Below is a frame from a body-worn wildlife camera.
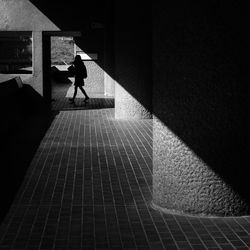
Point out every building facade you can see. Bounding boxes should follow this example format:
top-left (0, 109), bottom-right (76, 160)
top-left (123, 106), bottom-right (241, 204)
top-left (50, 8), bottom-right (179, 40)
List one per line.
top-left (1, 0), bottom-right (250, 216)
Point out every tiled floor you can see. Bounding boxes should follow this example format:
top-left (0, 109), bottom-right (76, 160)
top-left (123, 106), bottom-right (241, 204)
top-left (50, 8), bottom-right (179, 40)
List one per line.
top-left (1, 97), bottom-right (250, 250)
top-left (51, 79), bottom-right (114, 111)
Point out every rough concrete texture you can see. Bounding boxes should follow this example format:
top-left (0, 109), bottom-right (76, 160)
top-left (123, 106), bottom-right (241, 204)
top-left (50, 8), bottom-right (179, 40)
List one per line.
top-left (104, 72), bottom-right (114, 97)
top-left (84, 61), bottom-right (104, 93)
top-left (153, 117), bottom-right (249, 216)
top-left (115, 84), bottom-right (151, 119)
top-left (0, 0), bottom-right (58, 31)
top-left (152, 2), bottom-right (250, 216)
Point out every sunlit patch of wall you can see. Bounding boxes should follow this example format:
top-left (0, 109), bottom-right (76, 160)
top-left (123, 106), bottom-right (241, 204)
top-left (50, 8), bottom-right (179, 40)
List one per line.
top-left (75, 49), bottom-right (105, 94)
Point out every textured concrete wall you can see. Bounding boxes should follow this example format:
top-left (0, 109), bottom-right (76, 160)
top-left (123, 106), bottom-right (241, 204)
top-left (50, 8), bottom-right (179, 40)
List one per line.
top-left (84, 61), bottom-right (104, 94)
top-left (104, 72), bottom-right (114, 97)
top-left (113, 1), bottom-right (152, 119)
top-left (152, 2), bottom-right (250, 216)
top-left (153, 117), bottom-right (248, 216)
top-left (0, 0), bottom-right (58, 31)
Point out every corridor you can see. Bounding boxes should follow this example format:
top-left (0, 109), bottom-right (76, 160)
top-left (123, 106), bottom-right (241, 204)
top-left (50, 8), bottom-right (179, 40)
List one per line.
top-left (1, 101), bottom-right (250, 250)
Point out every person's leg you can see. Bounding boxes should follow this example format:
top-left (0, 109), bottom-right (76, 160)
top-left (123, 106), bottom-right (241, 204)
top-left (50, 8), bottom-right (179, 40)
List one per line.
top-left (70, 86), bottom-right (78, 102)
top-left (79, 86), bottom-right (89, 100)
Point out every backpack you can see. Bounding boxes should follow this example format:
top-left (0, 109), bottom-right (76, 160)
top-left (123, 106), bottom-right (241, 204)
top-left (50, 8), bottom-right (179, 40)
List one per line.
top-left (82, 65), bottom-right (87, 79)
top-left (67, 65), bottom-right (75, 76)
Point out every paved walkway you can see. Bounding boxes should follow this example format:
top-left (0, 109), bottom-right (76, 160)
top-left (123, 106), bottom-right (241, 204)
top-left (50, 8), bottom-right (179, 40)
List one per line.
top-left (1, 98), bottom-right (250, 250)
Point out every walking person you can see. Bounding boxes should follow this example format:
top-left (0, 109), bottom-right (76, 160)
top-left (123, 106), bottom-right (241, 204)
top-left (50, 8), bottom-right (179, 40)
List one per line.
top-left (69, 55), bottom-right (90, 103)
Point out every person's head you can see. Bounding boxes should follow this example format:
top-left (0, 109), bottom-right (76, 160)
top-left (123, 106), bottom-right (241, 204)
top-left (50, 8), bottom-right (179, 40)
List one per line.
top-left (74, 55), bottom-right (82, 64)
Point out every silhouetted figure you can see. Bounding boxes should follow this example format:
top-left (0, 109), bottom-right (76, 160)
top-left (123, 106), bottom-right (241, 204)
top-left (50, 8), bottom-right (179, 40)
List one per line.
top-left (69, 55), bottom-right (89, 103)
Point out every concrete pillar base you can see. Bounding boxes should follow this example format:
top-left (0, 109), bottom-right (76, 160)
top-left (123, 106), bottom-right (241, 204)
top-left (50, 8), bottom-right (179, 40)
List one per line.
top-left (153, 116), bottom-right (250, 216)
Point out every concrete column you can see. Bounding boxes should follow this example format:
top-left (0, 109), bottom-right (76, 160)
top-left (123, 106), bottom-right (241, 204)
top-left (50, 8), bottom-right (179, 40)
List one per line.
top-left (113, 1), bottom-right (152, 119)
top-left (115, 83), bottom-right (151, 119)
top-left (152, 117), bottom-right (248, 216)
top-left (103, 0), bottom-right (115, 97)
top-left (31, 31), bottom-right (43, 95)
top-left (152, 2), bottom-right (250, 216)
top-left (104, 72), bottom-right (114, 97)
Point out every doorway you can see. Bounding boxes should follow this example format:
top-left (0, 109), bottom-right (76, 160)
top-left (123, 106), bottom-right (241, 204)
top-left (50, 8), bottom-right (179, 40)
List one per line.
top-left (50, 36), bottom-right (75, 110)
top-left (42, 31), bottom-right (81, 110)
top-left (42, 31), bottom-right (114, 111)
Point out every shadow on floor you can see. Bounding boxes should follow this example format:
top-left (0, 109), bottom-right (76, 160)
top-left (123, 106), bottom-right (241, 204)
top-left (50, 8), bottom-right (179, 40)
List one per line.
top-left (53, 97), bottom-right (115, 111)
top-left (0, 85), bottom-right (57, 223)
top-left (50, 78), bottom-right (114, 111)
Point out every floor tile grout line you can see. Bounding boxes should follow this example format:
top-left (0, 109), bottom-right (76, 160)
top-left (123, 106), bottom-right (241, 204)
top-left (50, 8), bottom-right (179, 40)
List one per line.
top-left (126, 120), bottom-right (153, 165)
top-left (205, 218), bottom-right (234, 249)
top-left (105, 110), bottom-right (146, 248)
top-left (80, 110), bottom-right (86, 248)
top-left (90, 110), bottom-right (96, 249)
top-left (177, 216), bottom-right (209, 249)
top-left (51, 111), bottom-right (77, 249)
top-left (3, 104), bottom-right (250, 250)
top-left (173, 215), bottom-right (202, 249)
top-left (105, 114), bottom-right (138, 207)
top-left (96, 110), bottom-right (124, 249)
top-left (75, 110), bottom-right (84, 249)
top-left (53, 111), bottom-right (75, 249)
top-left (0, 112), bottom-right (63, 243)
top-left (82, 109), bottom-right (96, 248)
top-left (14, 112), bottom-right (62, 206)
top-left (231, 217), bottom-right (250, 236)
top-left (219, 218), bottom-right (249, 248)
top-left (128, 120), bottom-right (153, 162)
top-left (108, 116), bottom-right (153, 248)
top-left (102, 111), bottom-right (178, 249)
top-left (125, 120), bottom-right (153, 188)
top-left (94, 112), bottom-right (111, 250)
top-left (19, 112), bottom-right (66, 206)
top-left (67, 110), bottom-right (80, 249)
top-left (50, 112), bottom-right (73, 207)
top-left (159, 214), bottom-right (189, 250)
top-left (8, 206), bottom-right (33, 249)
top-left (101, 110), bottom-right (128, 207)
top-left (64, 110), bottom-right (78, 250)
top-left (91, 109), bottom-right (101, 250)
top-left (183, 216), bottom-right (211, 250)
top-left (39, 111), bottom-right (71, 249)
top-left (37, 204), bottom-right (55, 250)
top-left (133, 119), bottom-right (153, 151)
top-left (37, 118), bottom-right (68, 206)
top-left (199, 218), bottom-right (233, 248)
top-left (99, 109), bottom-right (136, 249)
top-left (24, 205), bottom-right (42, 249)
top-left (114, 119), bottom-right (152, 201)
top-left (99, 110), bottom-right (119, 246)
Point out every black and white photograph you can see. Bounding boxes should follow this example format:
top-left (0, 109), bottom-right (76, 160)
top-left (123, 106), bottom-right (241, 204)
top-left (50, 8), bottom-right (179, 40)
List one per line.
top-left (0, 1), bottom-right (250, 249)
